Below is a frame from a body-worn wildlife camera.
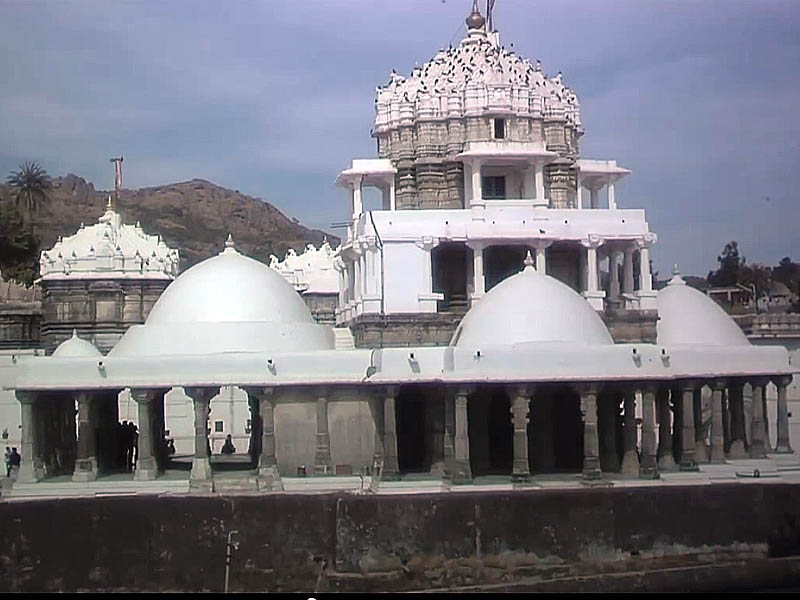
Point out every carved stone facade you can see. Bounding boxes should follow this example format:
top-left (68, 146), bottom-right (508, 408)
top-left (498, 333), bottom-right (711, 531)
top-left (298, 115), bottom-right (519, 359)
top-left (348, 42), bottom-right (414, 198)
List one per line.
top-left (39, 279), bottom-right (171, 354)
top-left (373, 27), bottom-right (581, 210)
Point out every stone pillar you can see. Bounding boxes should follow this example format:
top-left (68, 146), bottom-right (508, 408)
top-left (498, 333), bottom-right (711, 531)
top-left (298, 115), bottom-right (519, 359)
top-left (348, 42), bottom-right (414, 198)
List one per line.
top-left (470, 159), bottom-right (483, 204)
top-left (728, 381), bottom-right (747, 458)
top-left (368, 394), bottom-right (384, 469)
top-left (314, 390), bottom-right (332, 475)
top-left (471, 243), bottom-right (485, 300)
top-left (599, 395), bottom-right (619, 472)
top-left (680, 383), bottom-right (699, 471)
top-left (382, 388), bottom-right (400, 480)
top-left (352, 175), bottom-right (363, 217)
top-left (722, 389), bottom-right (731, 454)
top-left (533, 241), bottom-right (551, 274)
top-left (534, 162), bottom-right (545, 204)
top-left (428, 394), bottom-right (446, 476)
top-left (608, 181), bottom-right (617, 210)
top-left (586, 245), bottom-right (599, 292)
top-left (764, 385), bottom-right (772, 452)
top-left (443, 391), bottom-right (456, 477)
top-left (72, 392), bottom-right (98, 482)
top-left (621, 391), bottom-right (640, 476)
top-left (16, 391), bottom-right (44, 483)
top-left (749, 379), bottom-right (768, 459)
top-left (510, 386), bottom-right (531, 482)
top-left (775, 376), bottom-right (794, 454)
top-left (639, 386), bottom-right (659, 479)
top-left (131, 389), bottom-right (159, 481)
top-left (694, 387), bottom-right (707, 463)
top-left (589, 185), bottom-right (599, 209)
top-left (710, 381), bottom-right (726, 463)
top-left (609, 250), bottom-right (621, 301)
top-left (185, 386), bottom-right (219, 489)
top-left (580, 387), bottom-right (601, 481)
top-left (657, 386), bottom-right (676, 470)
top-left (453, 389), bottom-right (472, 483)
top-left (638, 244), bottom-right (653, 294)
top-left (623, 246), bottom-right (635, 295)
top-left (244, 387), bottom-right (282, 490)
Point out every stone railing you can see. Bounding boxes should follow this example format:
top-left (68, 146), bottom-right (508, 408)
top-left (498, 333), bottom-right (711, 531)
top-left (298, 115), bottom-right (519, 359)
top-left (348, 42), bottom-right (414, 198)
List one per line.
top-left (733, 312), bottom-right (800, 338)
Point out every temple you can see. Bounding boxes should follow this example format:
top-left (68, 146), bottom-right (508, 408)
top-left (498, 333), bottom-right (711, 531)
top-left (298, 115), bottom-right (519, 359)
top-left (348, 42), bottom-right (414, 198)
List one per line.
top-left (0, 2), bottom-right (797, 498)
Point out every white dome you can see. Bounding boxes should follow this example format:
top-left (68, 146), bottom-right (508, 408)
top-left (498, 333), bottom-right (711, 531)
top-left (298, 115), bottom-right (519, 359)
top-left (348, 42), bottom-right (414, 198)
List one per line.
top-left (110, 238), bottom-right (334, 357)
top-left (452, 260), bottom-right (614, 348)
top-left (656, 272), bottom-right (750, 346)
top-left (52, 330), bottom-right (102, 358)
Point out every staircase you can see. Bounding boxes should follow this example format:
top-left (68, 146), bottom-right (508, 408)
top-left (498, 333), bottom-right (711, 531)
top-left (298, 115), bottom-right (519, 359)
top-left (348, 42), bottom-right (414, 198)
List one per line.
top-left (333, 327), bottom-right (356, 350)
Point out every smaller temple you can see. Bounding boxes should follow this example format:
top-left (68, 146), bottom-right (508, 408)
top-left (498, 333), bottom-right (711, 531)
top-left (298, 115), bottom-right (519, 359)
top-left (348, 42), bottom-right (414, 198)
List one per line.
top-left (269, 241), bottom-right (339, 324)
top-left (37, 194), bottom-right (180, 354)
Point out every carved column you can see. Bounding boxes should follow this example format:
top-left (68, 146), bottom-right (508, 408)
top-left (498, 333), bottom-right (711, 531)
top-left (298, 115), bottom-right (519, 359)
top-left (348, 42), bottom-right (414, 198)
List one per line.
top-left (452, 388), bottom-right (472, 483)
top-left (623, 246), bottom-right (635, 295)
top-left (185, 386), bottom-right (219, 489)
top-left (580, 386), bottom-right (601, 481)
top-left (694, 386), bottom-right (707, 463)
top-left (775, 376), bottom-right (794, 454)
top-left (680, 382), bottom-right (699, 471)
top-left (368, 394), bottom-right (384, 470)
top-left (657, 386), bottom-right (676, 470)
top-left (382, 388), bottom-right (400, 481)
top-left (73, 392), bottom-right (98, 482)
top-left (728, 381), bottom-right (747, 458)
top-left (314, 389), bottom-right (332, 475)
top-left (131, 389), bottom-right (158, 481)
top-left (749, 379), bottom-right (768, 459)
top-left (639, 386), bottom-right (659, 479)
top-left (710, 381), bottom-right (726, 463)
top-left (510, 386), bottom-right (531, 482)
top-left (245, 387), bottom-right (282, 491)
top-left (763, 384), bottom-right (772, 452)
top-left (16, 391), bottom-right (44, 483)
top-left (443, 391), bottom-right (456, 478)
top-left (621, 390), bottom-right (640, 476)
top-left (428, 393), bottom-right (446, 477)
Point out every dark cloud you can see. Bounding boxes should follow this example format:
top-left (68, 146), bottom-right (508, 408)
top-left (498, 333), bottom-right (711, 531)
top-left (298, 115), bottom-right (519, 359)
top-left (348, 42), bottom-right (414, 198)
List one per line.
top-left (1, 0), bottom-right (798, 275)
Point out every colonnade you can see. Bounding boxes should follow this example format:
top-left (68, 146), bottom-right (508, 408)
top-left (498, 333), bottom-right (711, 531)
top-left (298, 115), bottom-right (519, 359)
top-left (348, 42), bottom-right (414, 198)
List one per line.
top-left (12, 375), bottom-right (794, 487)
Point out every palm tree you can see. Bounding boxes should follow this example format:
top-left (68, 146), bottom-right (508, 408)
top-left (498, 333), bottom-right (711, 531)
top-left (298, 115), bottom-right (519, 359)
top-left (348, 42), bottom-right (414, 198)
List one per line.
top-left (6, 160), bottom-right (52, 218)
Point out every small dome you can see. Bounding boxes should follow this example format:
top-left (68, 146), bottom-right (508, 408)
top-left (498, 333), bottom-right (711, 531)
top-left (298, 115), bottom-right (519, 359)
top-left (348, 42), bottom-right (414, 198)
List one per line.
top-left (110, 238), bottom-right (334, 357)
top-left (52, 330), bottom-right (102, 358)
top-left (657, 270), bottom-right (750, 346)
top-left (452, 259), bottom-right (614, 348)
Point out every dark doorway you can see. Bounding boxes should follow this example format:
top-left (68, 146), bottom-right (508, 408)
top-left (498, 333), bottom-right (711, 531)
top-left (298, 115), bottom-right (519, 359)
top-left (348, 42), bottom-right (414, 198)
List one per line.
top-left (552, 386), bottom-right (583, 471)
top-left (396, 387), bottom-right (428, 473)
top-left (485, 245), bottom-right (528, 291)
top-left (432, 242), bottom-right (469, 313)
top-left (468, 389), bottom-right (513, 476)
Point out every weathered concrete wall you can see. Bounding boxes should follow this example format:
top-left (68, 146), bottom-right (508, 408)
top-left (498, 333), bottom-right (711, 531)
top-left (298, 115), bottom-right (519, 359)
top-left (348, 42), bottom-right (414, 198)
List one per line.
top-left (1, 484), bottom-right (799, 592)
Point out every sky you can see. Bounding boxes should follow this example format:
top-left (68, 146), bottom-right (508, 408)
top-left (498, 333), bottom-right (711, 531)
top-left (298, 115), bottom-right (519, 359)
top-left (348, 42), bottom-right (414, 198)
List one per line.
top-left (0, 0), bottom-right (798, 277)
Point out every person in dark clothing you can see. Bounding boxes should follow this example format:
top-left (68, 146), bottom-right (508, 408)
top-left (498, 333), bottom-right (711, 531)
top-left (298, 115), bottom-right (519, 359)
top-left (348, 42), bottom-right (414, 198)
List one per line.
top-left (221, 434), bottom-right (236, 455)
top-left (9, 448), bottom-right (21, 474)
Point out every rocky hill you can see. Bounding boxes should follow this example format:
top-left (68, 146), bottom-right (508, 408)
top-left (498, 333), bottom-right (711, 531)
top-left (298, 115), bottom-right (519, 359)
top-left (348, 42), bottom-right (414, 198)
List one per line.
top-left (0, 174), bottom-right (338, 275)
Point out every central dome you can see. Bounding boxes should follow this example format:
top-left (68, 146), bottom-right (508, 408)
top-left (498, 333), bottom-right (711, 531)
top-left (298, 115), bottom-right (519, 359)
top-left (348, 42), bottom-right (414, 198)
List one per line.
top-left (452, 261), bottom-right (614, 348)
top-left (110, 239), bottom-right (334, 357)
top-left (146, 239), bottom-right (313, 326)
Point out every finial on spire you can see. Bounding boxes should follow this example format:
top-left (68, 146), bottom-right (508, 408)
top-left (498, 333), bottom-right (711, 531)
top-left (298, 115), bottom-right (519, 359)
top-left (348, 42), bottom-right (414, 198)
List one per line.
top-left (523, 250), bottom-right (535, 270)
top-left (672, 263), bottom-right (680, 277)
top-left (106, 194), bottom-right (114, 211)
top-left (466, 0), bottom-right (485, 30)
top-left (71, 329), bottom-right (78, 338)
top-left (668, 264), bottom-right (686, 286)
top-left (222, 233), bottom-right (236, 254)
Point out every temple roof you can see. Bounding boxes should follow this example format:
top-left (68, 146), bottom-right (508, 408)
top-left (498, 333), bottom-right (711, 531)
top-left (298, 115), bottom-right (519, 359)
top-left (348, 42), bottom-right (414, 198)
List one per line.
top-left (39, 200), bottom-right (180, 281)
top-left (269, 241), bottom-right (339, 295)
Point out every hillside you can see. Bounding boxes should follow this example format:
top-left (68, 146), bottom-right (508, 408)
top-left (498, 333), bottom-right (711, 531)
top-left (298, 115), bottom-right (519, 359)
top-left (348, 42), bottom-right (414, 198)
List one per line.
top-left (0, 174), bottom-right (338, 277)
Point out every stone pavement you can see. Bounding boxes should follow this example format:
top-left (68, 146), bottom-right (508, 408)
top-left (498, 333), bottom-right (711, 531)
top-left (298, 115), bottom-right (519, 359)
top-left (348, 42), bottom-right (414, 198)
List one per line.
top-left (3, 452), bottom-right (800, 501)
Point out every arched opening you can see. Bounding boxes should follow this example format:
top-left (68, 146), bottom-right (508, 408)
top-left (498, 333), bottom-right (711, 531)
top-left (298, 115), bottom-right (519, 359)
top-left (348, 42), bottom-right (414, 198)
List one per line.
top-left (468, 388), bottom-right (513, 476)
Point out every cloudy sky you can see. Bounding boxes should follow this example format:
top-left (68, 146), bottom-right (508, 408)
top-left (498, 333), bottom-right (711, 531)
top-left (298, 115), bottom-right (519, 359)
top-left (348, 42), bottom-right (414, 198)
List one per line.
top-left (1, 0), bottom-right (798, 276)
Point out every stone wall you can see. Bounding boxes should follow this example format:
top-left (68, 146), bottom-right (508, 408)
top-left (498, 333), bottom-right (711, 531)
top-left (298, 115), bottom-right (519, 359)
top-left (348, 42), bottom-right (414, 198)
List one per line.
top-left (40, 279), bottom-right (171, 354)
top-left (601, 308), bottom-right (659, 344)
top-left (302, 293), bottom-right (337, 325)
top-left (351, 313), bottom-right (462, 348)
top-left (0, 303), bottom-right (41, 349)
top-left (1, 484), bottom-right (799, 592)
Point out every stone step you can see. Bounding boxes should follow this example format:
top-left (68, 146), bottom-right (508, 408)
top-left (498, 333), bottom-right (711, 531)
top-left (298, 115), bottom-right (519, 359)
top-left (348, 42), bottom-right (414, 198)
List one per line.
top-left (333, 327), bottom-right (356, 350)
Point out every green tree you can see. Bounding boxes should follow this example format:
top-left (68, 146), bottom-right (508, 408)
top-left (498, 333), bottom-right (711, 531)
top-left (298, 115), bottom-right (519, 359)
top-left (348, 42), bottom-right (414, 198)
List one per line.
top-left (6, 161), bottom-right (52, 236)
top-left (707, 241), bottom-right (745, 287)
top-left (0, 203), bottom-right (39, 286)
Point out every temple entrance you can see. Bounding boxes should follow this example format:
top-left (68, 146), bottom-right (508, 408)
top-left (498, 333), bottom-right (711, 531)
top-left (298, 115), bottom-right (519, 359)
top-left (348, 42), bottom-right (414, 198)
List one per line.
top-left (468, 389), bottom-right (513, 476)
top-left (484, 245), bottom-right (529, 291)
top-left (551, 385), bottom-right (583, 472)
top-left (396, 386), bottom-right (429, 473)
top-left (432, 242), bottom-right (469, 313)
